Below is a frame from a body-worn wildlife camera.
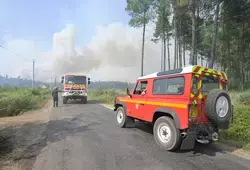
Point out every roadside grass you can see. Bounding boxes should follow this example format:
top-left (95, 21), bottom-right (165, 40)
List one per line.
top-left (0, 87), bottom-right (50, 117)
top-left (219, 91), bottom-right (250, 151)
top-left (89, 88), bottom-right (250, 151)
top-left (88, 88), bottom-right (127, 105)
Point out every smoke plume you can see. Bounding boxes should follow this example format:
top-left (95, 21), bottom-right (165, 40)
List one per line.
top-left (52, 23), bottom-right (180, 82)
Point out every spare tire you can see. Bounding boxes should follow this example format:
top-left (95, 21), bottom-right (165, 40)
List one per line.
top-left (205, 89), bottom-right (232, 125)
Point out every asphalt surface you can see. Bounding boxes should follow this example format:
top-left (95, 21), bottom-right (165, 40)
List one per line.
top-left (31, 100), bottom-right (250, 170)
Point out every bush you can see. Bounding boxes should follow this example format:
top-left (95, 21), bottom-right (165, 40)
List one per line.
top-left (221, 105), bottom-right (250, 140)
top-left (230, 90), bottom-right (250, 105)
top-left (0, 87), bottom-right (50, 117)
top-left (88, 89), bottom-right (126, 105)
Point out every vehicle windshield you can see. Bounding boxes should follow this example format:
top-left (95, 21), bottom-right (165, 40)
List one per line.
top-left (65, 76), bottom-right (86, 84)
top-left (192, 76), bottom-right (219, 94)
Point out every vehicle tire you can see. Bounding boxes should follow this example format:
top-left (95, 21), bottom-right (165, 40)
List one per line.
top-left (63, 97), bottom-right (67, 104)
top-left (205, 89), bottom-right (232, 125)
top-left (153, 116), bottom-right (181, 151)
top-left (81, 97), bottom-right (87, 104)
top-left (116, 107), bottom-right (134, 128)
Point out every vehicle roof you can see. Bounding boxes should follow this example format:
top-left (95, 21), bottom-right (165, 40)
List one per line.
top-left (137, 65), bottom-right (228, 80)
top-left (65, 74), bottom-right (86, 76)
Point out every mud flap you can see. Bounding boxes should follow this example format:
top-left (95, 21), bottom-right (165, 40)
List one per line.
top-left (180, 131), bottom-right (196, 150)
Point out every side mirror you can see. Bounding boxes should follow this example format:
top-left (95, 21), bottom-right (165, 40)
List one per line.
top-left (88, 78), bottom-right (90, 84)
top-left (126, 88), bottom-right (132, 98)
top-left (61, 76), bottom-right (64, 83)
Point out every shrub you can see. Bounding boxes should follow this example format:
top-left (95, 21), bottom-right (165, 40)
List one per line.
top-left (230, 90), bottom-right (250, 105)
top-left (88, 89), bottom-right (126, 104)
top-left (221, 105), bottom-right (250, 141)
top-left (0, 87), bottom-right (50, 117)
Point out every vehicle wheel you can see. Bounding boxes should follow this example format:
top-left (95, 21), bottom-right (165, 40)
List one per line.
top-left (205, 89), bottom-right (232, 125)
top-left (63, 97), bottom-right (67, 104)
top-left (153, 116), bottom-right (181, 151)
top-left (81, 97), bottom-right (87, 104)
top-left (116, 107), bottom-right (134, 128)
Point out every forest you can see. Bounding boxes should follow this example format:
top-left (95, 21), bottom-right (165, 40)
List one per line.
top-left (126, 0), bottom-right (250, 90)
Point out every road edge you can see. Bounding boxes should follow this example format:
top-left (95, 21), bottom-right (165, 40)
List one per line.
top-left (100, 103), bottom-right (250, 160)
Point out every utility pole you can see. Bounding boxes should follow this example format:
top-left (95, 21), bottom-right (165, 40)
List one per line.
top-left (32, 60), bottom-right (35, 88)
top-left (54, 77), bottom-right (57, 86)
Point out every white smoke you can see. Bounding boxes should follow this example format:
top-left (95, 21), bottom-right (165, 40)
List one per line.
top-left (51, 23), bottom-right (180, 82)
top-left (2, 22), bottom-right (188, 82)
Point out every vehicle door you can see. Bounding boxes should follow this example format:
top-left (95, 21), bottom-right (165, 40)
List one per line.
top-left (130, 80), bottom-right (148, 120)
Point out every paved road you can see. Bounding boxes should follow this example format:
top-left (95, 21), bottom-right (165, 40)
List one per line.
top-left (32, 100), bottom-right (250, 170)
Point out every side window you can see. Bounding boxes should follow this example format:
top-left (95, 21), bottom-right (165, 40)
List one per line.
top-left (133, 81), bottom-right (148, 95)
top-left (192, 77), bottom-right (198, 94)
top-left (166, 77), bottom-right (184, 94)
top-left (153, 77), bottom-right (184, 95)
top-left (153, 79), bottom-right (166, 94)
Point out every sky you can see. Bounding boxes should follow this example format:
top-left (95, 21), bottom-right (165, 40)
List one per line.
top-left (0, 0), bottom-right (189, 82)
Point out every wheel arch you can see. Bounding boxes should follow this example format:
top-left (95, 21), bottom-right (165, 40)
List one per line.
top-left (153, 108), bottom-right (180, 129)
top-left (114, 102), bottom-right (127, 113)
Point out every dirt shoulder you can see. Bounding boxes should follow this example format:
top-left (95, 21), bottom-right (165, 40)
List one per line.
top-left (0, 99), bottom-right (53, 170)
top-left (0, 100), bottom-right (52, 127)
top-left (101, 103), bottom-right (250, 160)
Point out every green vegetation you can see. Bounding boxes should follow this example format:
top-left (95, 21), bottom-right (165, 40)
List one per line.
top-left (126, 0), bottom-right (250, 90)
top-left (89, 88), bottom-right (250, 151)
top-left (88, 89), bottom-right (127, 105)
top-left (0, 87), bottom-right (50, 117)
top-left (220, 91), bottom-right (250, 151)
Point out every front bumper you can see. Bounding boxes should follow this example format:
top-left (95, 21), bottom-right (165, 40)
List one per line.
top-left (62, 91), bottom-right (87, 97)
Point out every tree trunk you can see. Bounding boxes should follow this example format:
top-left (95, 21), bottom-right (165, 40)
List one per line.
top-left (178, 38), bottom-right (182, 67)
top-left (176, 40), bottom-right (179, 68)
top-left (174, 37), bottom-right (177, 68)
top-left (162, 6), bottom-right (166, 71)
top-left (241, 20), bottom-right (246, 88)
top-left (194, 1), bottom-right (199, 66)
top-left (190, 0), bottom-right (197, 65)
top-left (179, 34), bottom-right (182, 68)
top-left (174, 19), bottom-right (177, 69)
top-left (141, 10), bottom-right (146, 76)
top-left (163, 35), bottom-right (166, 71)
top-left (172, 0), bottom-right (177, 69)
top-left (209, 0), bottom-right (220, 68)
top-left (179, 13), bottom-right (182, 68)
top-left (183, 36), bottom-right (186, 66)
top-left (167, 37), bottom-right (171, 70)
top-left (161, 39), bottom-right (163, 71)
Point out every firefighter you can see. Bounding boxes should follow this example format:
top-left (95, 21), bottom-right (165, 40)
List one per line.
top-left (52, 86), bottom-right (60, 107)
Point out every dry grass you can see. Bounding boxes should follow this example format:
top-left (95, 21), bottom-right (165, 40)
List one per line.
top-left (0, 99), bottom-right (52, 170)
top-left (0, 87), bottom-right (50, 117)
top-left (0, 99), bottom-right (52, 128)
